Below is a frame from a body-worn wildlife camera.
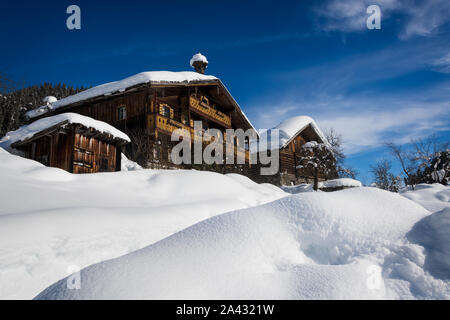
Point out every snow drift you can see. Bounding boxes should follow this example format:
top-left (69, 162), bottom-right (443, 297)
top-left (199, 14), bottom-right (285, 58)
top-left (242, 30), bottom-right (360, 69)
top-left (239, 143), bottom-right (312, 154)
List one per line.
top-left (407, 208), bottom-right (450, 280)
top-left (401, 183), bottom-right (450, 213)
top-left (36, 187), bottom-right (449, 300)
top-left (0, 148), bottom-right (285, 299)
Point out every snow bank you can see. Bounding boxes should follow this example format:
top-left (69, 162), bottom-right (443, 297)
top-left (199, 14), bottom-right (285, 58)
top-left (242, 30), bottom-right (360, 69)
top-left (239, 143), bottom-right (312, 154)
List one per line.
top-left (282, 179), bottom-right (362, 194)
top-left (0, 113), bottom-right (130, 150)
top-left (0, 148), bottom-right (286, 299)
top-left (121, 153), bottom-right (142, 171)
top-left (36, 187), bottom-right (450, 300)
top-left (190, 53), bottom-right (208, 67)
top-left (25, 71), bottom-right (218, 118)
top-left (407, 208), bottom-right (450, 280)
top-left (401, 183), bottom-right (450, 213)
top-left (320, 178), bottom-right (362, 188)
top-left (281, 183), bottom-right (315, 194)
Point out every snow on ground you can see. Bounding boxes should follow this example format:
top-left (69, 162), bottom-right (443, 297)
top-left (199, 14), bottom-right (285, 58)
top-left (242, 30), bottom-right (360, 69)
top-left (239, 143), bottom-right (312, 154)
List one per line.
top-left (1, 146), bottom-right (449, 300)
top-left (401, 183), bottom-right (450, 213)
top-left (0, 113), bottom-right (130, 151)
top-left (281, 183), bottom-right (315, 194)
top-left (281, 178), bottom-right (362, 194)
top-left (407, 208), bottom-right (450, 281)
top-left (0, 148), bottom-right (286, 299)
top-left (36, 187), bottom-right (450, 300)
top-left (121, 153), bottom-right (143, 171)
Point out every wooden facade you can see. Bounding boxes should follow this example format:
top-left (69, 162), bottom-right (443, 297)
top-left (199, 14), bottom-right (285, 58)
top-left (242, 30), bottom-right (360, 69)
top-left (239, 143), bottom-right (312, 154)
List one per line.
top-left (23, 70), bottom-right (336, 183)
top-left (27, 79), bottom-right (253, 174)
top-left (11, 122), bottom-right (128, 174)
top-left (251, 124), bottom-right (337, 186)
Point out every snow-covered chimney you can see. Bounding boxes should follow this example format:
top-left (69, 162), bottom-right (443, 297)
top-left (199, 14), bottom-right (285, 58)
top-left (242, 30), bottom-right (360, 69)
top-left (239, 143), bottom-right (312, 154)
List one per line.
top-left (190, 53), bottom-right (208, 74)
top-left (43, 96), bottom-right (57, 110)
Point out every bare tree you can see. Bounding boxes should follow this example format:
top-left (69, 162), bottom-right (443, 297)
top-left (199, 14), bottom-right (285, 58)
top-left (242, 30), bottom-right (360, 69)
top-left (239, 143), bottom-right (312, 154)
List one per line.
top-left (411, 135), bottom-right (450, 171)
top-left (385, 136), bottom-right (450, 189)
top-left (384, 142), bottom-right (421, 189)
top-left (371, 160), bottom-right (401, 192)
top-left (125, 127), bottom-right (152, 167)
top-left (325, 128), bottom-right (358, 179)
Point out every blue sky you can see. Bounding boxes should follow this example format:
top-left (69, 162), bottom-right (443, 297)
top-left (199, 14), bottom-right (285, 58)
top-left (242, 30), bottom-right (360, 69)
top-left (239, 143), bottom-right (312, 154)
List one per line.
top-left (1, 0), bottom-right (449, 183)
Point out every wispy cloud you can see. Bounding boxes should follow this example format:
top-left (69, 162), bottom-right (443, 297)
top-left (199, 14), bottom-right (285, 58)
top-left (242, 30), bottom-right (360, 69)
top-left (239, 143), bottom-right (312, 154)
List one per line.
top-left (248, 40), bottom-right (450, 155)
top-left (313, 0), bottom-right (450, 39)
top-left (317, 100), bottom-right (450, 154)
top-left (433, 53), bottom-right (450, 74)
top-left (252, 92), bottom-right (450, 155)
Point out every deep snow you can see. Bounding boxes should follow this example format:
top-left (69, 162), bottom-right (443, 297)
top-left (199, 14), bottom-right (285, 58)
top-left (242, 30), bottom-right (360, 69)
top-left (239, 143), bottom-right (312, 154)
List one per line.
top-left (401, 183), bottom-right (450, 213)
top-left (36, 187), bottom-right (449, 300)
top-left (0, 147), bottom-right (449, 300)
top-left (0, 148), bottom-right (285, 299)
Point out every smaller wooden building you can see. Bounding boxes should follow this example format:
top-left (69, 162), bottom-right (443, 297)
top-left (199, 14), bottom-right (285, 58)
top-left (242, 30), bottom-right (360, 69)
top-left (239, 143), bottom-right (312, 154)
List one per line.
top-left (250, 116), bottom-right (338, 186)
top-left (9, 113), bottom-right (129, 174)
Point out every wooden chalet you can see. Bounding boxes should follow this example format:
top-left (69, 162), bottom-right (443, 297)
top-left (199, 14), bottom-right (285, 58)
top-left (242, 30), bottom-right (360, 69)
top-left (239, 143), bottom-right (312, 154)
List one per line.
top-left (251, 116), bottom-right (338, 186)
top-left (8, 54), bottom-right (337, 184)
top-left (10, 114), bottom-right (129, 174)
top-left (24, 54), bottom-right (254, 174)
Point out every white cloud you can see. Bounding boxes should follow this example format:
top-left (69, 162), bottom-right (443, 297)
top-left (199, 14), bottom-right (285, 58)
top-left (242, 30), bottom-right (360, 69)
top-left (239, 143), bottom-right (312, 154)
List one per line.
top-left (433, 53), bottom-right (450, 73)
top-left (317, 103), bottom-right (450, 154)
top-left (250, 85), bottom-right (450, 155)
top-left (313, 0), bottom-right (450, 39)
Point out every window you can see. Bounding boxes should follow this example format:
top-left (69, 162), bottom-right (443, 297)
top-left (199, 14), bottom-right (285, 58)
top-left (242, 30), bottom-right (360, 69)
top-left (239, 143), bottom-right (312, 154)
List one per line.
top-left (118, 106), bottom-right (127, 120)
top-left (162, 105), bottom-right (170, 118)
top-left (99, 156), bottom-right (109, 172)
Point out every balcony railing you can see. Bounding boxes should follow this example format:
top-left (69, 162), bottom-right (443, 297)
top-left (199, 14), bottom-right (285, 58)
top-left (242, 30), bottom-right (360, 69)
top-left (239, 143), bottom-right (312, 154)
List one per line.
top-left (189, 95), bottom-right (232, 128)
top-left (148, 114), bottom-right (249, 162)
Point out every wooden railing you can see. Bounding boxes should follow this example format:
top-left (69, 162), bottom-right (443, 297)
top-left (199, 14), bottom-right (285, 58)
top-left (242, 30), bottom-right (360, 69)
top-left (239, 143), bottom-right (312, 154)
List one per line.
top-left (189, 95), bottom-right (232, 128)
top-left (147, 114), bottom-right (249, 162)
top-left (148, 114), bottom-right (189, 135)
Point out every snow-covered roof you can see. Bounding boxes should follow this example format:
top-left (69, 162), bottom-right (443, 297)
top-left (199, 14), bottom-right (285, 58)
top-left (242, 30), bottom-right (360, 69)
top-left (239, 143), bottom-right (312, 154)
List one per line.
top-left (252, 116), bottom-right (330, 152)
top-left (274, 116), bottom-right (330, 149)
top-left (25, 71), bottom-right (218, 119)
top-left (190, 53), bottom-right (208, 67)
top-left (0, 113), bottom-right (130, 150)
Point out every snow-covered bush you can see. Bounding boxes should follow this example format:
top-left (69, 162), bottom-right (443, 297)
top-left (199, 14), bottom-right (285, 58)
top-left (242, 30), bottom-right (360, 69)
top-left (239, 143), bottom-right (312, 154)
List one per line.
top-left (422, 150), bottom-right (449, 185)
top-left (296, 141), bottom-right (336, 190)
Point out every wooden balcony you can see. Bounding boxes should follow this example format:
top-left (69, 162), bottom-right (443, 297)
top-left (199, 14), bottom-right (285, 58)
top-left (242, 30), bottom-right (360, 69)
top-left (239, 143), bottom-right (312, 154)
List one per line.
top-left (189, 95), bottom-right (232, 128)
top-left (148, 114), bottom-right (190, 136)
top-left (147, 113), bottom-right (249, 162)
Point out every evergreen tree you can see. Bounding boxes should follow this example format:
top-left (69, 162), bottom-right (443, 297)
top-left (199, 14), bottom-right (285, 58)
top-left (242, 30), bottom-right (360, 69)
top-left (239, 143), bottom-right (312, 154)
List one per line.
top-left (0, 80), bottom-right (88, 137)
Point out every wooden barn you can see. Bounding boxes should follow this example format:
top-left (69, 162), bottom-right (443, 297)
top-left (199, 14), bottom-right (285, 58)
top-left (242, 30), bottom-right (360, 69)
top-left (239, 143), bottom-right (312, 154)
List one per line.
top-left (23, 54), bottom-right (254, 174)
top-left (8, 113), bottom-right (130, 173)
top-left (251, 116), bottom-right (338, 186)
